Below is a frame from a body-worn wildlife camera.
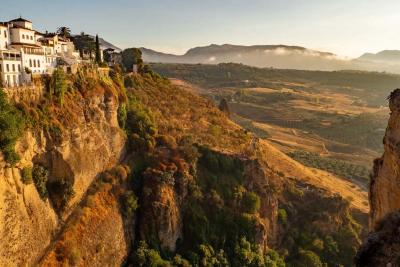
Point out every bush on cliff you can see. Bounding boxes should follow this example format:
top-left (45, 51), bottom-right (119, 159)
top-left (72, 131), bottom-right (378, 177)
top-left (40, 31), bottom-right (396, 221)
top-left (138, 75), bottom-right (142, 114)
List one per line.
top-left (21, 167), bottom-right (33, 184)
top-left (47, 178), bottom-right (75, 212)
top-left (0, 90), bottom-right (25, 165)
top-left (32, 165), bottom-right (49, 199)
top-left (124, 93), bottom-right (158, 151)
top-left (49, 68), bottom-right (68, 105)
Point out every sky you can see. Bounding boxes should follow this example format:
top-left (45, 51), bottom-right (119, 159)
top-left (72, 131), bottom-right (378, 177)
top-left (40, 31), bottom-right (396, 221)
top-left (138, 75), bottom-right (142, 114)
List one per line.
top-left (1, 0), bottom-right (400, 58)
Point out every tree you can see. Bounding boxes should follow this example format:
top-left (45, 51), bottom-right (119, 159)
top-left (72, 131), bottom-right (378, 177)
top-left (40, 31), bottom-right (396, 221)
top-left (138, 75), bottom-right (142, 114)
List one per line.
top-left (122, 48), bottom-right (144, 72)
top-left (72, 32), bottom-right (95, 60)
top-left (57, 26), bottom-right (71, 38)
top-left (95, 34), bottom-right (102, 64)
top-left (241, 192), bottom-right (261, 214)
top-left (297, 250), bottom-right (323, 267)
top-left (50, 68), bottom-right (67, 105)
top-left (218, 98), bottom-right (231, 117)
top-left (133, 241), bottom-right (171, 267)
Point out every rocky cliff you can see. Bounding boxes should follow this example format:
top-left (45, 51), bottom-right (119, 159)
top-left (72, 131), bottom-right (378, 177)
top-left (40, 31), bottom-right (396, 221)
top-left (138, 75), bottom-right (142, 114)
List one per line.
top-left (356, 89), bottom-right (400, 266)
top-left (0, 78), bottom-right (126, 266)
top-left (0, 71), bottom-right (368, 266)
top-left (369, 89), bottom-right (400, 226)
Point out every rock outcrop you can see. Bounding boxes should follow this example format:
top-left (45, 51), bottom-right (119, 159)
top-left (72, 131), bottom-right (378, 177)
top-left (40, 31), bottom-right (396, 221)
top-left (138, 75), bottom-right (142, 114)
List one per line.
top-left (369, 89), bottom-right (400, 226)
top-left (357, 89), bottom-right (400, 266)
top-left (0, 90), bottom-right (126, 266)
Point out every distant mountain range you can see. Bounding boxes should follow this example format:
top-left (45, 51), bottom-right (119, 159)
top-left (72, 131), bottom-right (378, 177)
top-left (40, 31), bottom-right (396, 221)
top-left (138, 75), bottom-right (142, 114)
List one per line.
top-left (139, 44), bottom-right (400, 74)
top-left (98, 37), bottom-right (122, 53)
top-left (94, 37), bottom-right (400, 73)
top-left (358, 50), bottom-right (400, 64)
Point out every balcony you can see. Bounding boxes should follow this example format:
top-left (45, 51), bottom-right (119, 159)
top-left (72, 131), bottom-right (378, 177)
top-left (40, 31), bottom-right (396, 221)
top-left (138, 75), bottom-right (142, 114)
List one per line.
top-left (23, 47), bottom-right (44, 55)
top-left (0, 53), bottom-right (21, 61)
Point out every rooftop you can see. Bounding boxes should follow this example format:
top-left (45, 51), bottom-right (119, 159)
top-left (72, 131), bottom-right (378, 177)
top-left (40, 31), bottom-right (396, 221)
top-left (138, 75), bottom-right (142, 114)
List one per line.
top-left (9, 17), bottom-right (32, 23)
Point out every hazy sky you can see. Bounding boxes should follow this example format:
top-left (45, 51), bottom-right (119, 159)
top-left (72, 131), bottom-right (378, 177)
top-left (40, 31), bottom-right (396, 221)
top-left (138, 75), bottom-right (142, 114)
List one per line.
top-left (1, 0), bottom-right (399, 57)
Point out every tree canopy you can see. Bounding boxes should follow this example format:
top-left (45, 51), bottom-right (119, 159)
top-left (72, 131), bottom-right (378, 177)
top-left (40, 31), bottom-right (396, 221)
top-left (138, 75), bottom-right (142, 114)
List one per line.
top-left (122, 48), bottom-right (144, 72)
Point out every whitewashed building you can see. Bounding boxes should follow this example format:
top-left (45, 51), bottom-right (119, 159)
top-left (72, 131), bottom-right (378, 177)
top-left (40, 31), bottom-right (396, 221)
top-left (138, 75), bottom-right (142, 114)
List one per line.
top-left (0, 17), bottom-right (80, 87)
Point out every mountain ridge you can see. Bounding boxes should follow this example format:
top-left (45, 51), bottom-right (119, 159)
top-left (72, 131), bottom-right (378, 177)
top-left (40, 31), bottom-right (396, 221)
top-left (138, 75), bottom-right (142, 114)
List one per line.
top-left (139, 44), bottom-right (400, 74)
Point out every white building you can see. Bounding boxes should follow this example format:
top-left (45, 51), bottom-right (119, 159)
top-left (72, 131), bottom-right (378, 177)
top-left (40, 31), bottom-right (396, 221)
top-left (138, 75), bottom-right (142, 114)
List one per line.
top-left (0, 17), bottom-right (80, 88)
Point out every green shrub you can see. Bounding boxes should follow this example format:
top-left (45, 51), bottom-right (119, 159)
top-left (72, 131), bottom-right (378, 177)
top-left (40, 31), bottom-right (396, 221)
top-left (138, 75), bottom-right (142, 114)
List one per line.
top-left (124, 75), bottom-right (135, 88)
top-left (297, 250), bottom-right (323, 267)
top-left (124, 190), bottom-right (139, 216)
top-left (49, 68), bottom-right (68, 105)
top-left (278, 209), bottom-right (287, 225)
top-left (265, 249), bottom-right (286, 267)
top-left (124, 94), bottom-right (158, 151)
top-left (0, 90), bottom-right (25, 165)
top-left (21, 167), bottom-right (33, 184)
top-left (117, 104), bottom-right (127, 129)
top-left (241, 192), bottom-right (261, 214)
top-left (133, 241), bottom-right (171, 267)
top-left (172, 255), bottom-right (191, 267)
top-left (32, 165), bottom-right (49, 200)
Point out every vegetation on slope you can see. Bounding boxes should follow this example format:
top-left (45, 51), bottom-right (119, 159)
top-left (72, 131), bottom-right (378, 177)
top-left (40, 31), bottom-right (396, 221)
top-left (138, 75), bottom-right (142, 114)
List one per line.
top-left (151, 63), bottom-right (388, 159)
top-left (16, 58), bottom-right (367, 266)
top-left (151, 62), bottom-right (400, 107)
top-left (288, 150), bottom-right (371, 183)
top-left (280, 180), bottom-right (363, 267)
top-left (117, 71), bottom-right (365, 266)
top-left (0, 90), bottom-right (25, 164)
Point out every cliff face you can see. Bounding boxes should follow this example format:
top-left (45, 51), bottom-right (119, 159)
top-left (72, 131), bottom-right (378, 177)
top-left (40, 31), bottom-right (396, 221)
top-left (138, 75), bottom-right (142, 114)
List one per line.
top-left (0, 73), bottom-right (368, 266)
top-left (370, 89), bottom-right (400, 226)
top-left (0, 90), bottom-right (126, 266)
top-left (356, 89), bottom-right (400, 266)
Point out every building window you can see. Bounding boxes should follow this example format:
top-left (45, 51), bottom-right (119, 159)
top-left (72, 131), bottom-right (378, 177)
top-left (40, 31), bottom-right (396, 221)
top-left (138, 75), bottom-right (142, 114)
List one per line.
top-left (37, 60), bottom-right (40, 68)
top-left (12, 64), bottom-right (15, 72)
top-left (33, 60), bottom-right (36, 68)
top-left (4, 30), bottom-right (6, 38)
top-left (29, 59), bottom-right (32, 67)
top-left (22, 34), bottom-right (25, 39)
top-left (6, 64), bottom-right (9, 72)
top-left (18, 64), bottom-right (21, 72)
top-left (30, 36), bottom-right (33, 40)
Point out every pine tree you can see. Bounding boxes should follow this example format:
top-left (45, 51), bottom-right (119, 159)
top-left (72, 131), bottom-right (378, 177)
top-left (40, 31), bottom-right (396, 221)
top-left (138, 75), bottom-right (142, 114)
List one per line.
top-left (95, 34), bottom-right (101, 64)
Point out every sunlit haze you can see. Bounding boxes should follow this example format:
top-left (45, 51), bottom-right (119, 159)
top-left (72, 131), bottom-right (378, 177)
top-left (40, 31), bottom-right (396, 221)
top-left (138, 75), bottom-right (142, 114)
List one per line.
top-left (2, 0), bottom-right (400, 57)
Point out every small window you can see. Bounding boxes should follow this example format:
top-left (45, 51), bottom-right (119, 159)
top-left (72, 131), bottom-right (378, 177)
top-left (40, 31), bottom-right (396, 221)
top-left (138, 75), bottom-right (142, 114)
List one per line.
top-left (37, 60), bottom-right (40, 68)
top-left (18, 64), bottom-right (21, 72)
top-left (6, 64), bottom-right (9, 72)
top-left (30, 36), bottom-right (33, 40)
top-left (4, 30), bottom-right (6, 38)
top-left (22, 34), bottom-right (25, 39)
top-left (12, 64), bottom-right (15, 72)
top-left (33, 60), bottom-right (36, 68)
top-left (29, 59), bottom-right (32, 67)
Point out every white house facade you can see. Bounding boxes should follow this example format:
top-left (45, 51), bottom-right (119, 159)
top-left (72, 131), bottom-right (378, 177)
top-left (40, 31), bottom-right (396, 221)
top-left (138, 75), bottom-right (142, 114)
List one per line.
top-left (0, 17), bottom-right (80, 87)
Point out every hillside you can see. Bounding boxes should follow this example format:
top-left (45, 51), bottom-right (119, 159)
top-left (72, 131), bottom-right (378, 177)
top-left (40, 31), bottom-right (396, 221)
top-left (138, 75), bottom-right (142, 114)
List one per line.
top-left (0, 66), bottom-right (369, 266)
top-left (142, 44), bottom-right (400, 74)
top-left (152, 63), bottom-right (392, 187)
